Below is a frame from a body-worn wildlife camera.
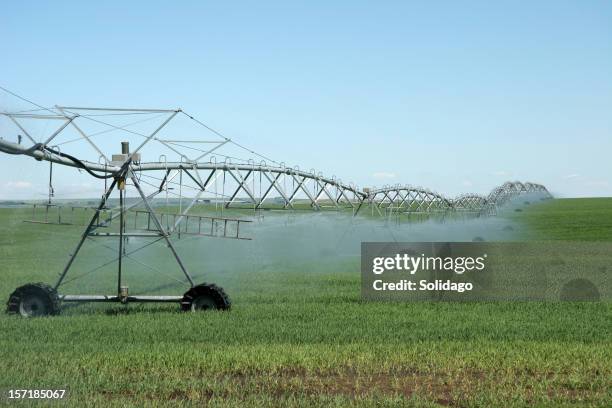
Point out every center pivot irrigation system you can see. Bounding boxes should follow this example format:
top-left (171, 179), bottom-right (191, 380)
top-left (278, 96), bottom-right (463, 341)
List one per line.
top-left (0, 96), bottom-right (552, 317)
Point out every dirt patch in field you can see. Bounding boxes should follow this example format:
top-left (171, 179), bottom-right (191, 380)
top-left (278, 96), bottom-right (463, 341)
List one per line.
top-left (95, 367), bottom-right (607, 406)
top-left (225, 368), bottom-right (484, 406)
top-left (226, 367), bottom-right (603, 406)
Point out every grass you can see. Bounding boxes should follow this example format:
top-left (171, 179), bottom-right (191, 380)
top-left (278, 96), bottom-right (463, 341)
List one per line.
top-left (0, 198), bottom-right (611, 407)
top-left (511, 197), bottom-right (612, 241)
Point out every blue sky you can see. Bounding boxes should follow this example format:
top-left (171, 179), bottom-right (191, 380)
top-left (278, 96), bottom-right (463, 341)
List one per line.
top-left (1, 1), bottom-right (611, 199)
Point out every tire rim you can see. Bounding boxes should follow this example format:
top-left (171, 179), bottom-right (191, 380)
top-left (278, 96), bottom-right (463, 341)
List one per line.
top-left (191, 296), bottom-right (217, 311)
top-left (19, 296), bottom-right (47, 317)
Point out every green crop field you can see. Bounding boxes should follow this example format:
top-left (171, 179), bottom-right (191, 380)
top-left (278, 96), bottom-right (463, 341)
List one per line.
top-left (0, 198), bottom-right (611, 407)
top-left (511, 198), bottom-right (612, 242)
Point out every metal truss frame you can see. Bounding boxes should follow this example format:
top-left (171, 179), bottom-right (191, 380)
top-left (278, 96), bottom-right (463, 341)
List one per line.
top-left (0, 108), bottom-right (552, 220)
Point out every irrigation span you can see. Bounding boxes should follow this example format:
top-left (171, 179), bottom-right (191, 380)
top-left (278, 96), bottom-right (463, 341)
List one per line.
top-left (0, 106), bottom-right (551, 217)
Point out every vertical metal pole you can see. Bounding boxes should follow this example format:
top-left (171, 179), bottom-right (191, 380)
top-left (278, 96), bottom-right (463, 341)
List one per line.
top-left (104, 162), bottom-right (108, 205)
top-left (48, 161), bottom-right (53, 205)
top-left (178, 169), bottom-right (183, 238)
top-left (117, 187), bottom-right (124, 295)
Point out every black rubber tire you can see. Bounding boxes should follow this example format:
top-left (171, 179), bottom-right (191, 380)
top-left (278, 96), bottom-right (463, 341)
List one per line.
top-left (181, 283), bottom-right (231, 312)
top-left (6, 283), bottom-right (60, 317)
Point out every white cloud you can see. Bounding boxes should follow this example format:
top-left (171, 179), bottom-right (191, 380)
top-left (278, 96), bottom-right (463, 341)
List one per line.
top-left (5, 181), bottom-right (33, 189)
top-left (462, 180), bottom-right (473, 187)
top-left (372, 172), bottom-right (397, 180)
top-left (564, 174), bottom-right (580, 179)
top-left (492, 170), bottom-right (510, 177)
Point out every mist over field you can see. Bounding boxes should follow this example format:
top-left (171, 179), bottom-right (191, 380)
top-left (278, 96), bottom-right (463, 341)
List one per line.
top-left (192, 210), bottom-right (520, 268)
top-left (1, 202), bottom-right (523, 297)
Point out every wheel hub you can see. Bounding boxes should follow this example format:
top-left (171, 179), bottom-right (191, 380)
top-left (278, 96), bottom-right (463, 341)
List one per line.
top-left (19, 296), bottom-right (47, 317)
top-left (191, 296), bottom-right (217, 311)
